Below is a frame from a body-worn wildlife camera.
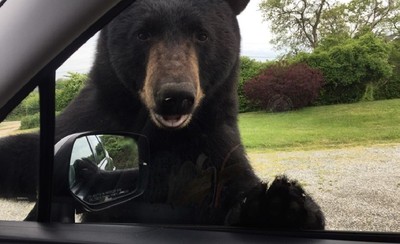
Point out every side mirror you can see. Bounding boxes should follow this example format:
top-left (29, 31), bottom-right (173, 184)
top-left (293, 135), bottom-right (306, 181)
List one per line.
top-left (53, 132), bottom-right (149, 213)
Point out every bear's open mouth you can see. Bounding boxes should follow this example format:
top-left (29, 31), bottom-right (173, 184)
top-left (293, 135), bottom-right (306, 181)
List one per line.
top-left (153, 113), bottom-right (191, 129)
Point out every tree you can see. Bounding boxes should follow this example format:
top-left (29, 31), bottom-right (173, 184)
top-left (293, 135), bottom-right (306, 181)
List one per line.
top-left (260, 0), bottom-right (400, 52)
top-left (327, 0), bottom-right (400, 39)
top-left (260, 0), bottom-right (331, 52)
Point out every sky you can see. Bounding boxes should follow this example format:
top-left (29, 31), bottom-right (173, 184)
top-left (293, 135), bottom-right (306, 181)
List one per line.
top-left (56, 0), bottom-right (276, 79)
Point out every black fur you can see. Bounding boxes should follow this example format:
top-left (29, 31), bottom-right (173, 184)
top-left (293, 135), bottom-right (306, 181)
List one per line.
top-left (0, 0), bottom-right (324, 229)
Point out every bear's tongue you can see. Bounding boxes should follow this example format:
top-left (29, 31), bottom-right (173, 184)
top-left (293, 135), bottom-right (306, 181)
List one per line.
top-left (157, 114), bottom-right (189, 128)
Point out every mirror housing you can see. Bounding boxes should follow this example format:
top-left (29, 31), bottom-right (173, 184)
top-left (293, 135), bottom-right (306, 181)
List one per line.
top-left (52, 132), bottom-right (149, 217)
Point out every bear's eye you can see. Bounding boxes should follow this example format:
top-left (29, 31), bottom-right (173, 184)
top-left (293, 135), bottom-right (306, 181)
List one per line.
top-left (137, 31), bottom-right (151, 41)
top-left (195, 32), bottom-right (208, 42)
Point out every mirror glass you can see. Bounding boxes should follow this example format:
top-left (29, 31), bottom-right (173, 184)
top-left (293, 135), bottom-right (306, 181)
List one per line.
top-left (69, 134), bottom-right (141, 206)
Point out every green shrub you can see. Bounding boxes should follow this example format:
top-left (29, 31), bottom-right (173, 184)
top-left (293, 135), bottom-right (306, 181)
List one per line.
top-left (373, 40), bottom-right (400, 100)
top-left (7, 92), bottom-right (39, 120)
top-left (8, 72), bottom-right (87, 121)
top-left (20, 113), bottom-right (40, 130)
top-left (238, 57), bottom-right (271, 112)
top-left (294, 33), bottom-right (392, 105)
top-left (56, 72), bottom-right (87, 112)
top-left (360, 83), bottom-right (375, 102)
top-left (388, 39), bottom-right (400, 75)
top-left (317, 83), bottom-right (366, 105)
top-left (101, 135), bottom-right (139, 169)
top-left (374, 76), bottom-right (400, 100)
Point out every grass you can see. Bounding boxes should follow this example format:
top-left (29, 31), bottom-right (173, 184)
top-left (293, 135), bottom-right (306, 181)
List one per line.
top-left (239, 99), bottom-right (400, 152)
top-left (2, 99), bottom-right (400, 151)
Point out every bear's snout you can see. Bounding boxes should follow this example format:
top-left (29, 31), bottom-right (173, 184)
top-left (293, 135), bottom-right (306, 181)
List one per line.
top-left (141, 41), bottom-right (204, 129)
top-left (155, 83), bottom-right (195, 116)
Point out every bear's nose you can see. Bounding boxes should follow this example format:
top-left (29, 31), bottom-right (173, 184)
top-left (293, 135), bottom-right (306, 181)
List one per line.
top-left (155, 83), bottom-right (195, 115)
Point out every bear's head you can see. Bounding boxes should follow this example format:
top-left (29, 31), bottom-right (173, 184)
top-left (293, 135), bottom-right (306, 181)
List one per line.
top-left (104, 0), bottom-right (249, 129)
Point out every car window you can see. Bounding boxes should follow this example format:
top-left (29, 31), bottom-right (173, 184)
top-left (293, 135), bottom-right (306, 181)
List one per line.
top-left (0, 0), bottom-right (399, 238)
top-left (86, 135), bottom-right (106, 164)
top-left (71, 137), bottom-right (95, 165)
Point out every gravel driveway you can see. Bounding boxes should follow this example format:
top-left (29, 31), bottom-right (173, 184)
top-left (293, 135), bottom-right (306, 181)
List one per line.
top-left (248, 144), bottom-right (400, 232)
top-left (0, 144), bottom-right (399, 233)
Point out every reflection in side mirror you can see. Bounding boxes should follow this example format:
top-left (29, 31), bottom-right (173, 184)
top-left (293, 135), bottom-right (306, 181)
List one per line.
top-left (66, 133), bottom-right (148, 211)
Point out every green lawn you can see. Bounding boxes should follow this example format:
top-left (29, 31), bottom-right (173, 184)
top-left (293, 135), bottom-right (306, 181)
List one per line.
top-left (3, 99), bottom-right (400, 152)
top-left (239, 99), bottom-right (400, 152)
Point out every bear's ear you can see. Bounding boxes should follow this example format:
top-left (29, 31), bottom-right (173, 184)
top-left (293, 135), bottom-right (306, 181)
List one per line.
top-left (225, 0), bottom-right (250, 15)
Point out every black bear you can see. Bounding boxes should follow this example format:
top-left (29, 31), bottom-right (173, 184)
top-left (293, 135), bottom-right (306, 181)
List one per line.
top-left (0, 0), bottom-right (324, 229)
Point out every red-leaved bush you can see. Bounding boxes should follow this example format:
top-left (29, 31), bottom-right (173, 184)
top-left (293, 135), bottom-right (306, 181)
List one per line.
top-left (243, 63), bottom-right (324, 112)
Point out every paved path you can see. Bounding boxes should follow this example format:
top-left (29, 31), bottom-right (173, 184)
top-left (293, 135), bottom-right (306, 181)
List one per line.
top-left (0, 121), bottom-right (20, 137)
top-left (248, 144), bottom-right (400, 232)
